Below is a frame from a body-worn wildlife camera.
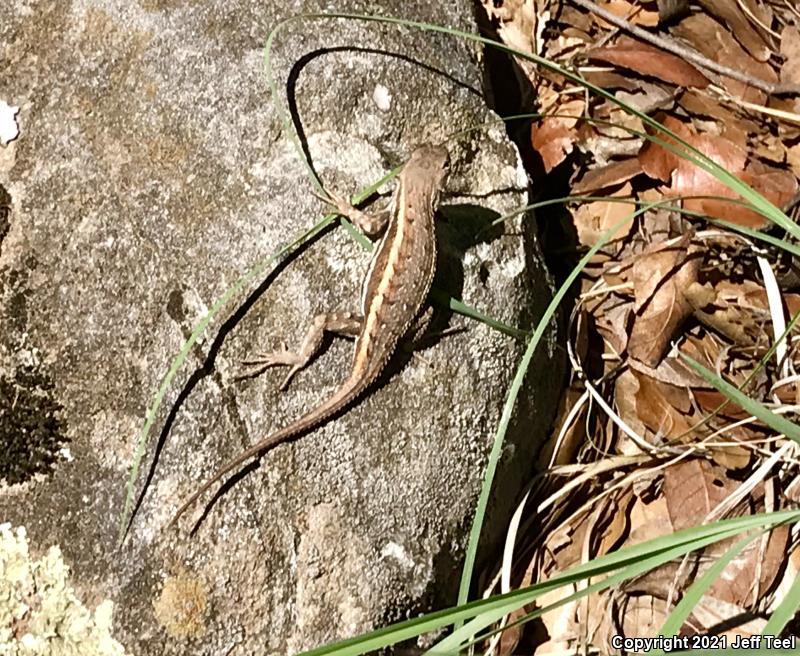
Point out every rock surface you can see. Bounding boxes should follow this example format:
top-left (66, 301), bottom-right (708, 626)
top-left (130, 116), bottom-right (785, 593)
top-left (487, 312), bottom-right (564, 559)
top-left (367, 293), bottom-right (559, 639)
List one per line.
top-left (0, 1), bottom-right (562, 654)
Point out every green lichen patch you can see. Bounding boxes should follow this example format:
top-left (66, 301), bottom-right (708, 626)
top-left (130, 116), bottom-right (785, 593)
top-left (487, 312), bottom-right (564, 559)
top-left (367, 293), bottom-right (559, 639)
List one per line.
top-left (0, 523), bottom-right (128, 655)
top-left (0, 369), bottom-right (68, 485)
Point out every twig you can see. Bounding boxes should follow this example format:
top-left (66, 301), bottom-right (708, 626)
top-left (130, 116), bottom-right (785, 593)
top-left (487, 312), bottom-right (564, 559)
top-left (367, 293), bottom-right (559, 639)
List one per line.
top-left (571, 0), bottom-right (800, 96)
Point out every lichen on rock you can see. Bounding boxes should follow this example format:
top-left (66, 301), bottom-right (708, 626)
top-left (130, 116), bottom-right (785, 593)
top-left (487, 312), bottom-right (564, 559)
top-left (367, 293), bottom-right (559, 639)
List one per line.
top-left (0, 523), bottom-right (127, 655)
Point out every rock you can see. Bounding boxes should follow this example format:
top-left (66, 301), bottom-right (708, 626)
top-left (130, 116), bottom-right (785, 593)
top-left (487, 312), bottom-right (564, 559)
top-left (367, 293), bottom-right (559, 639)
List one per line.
top-left (0, 1), bottom-right (562, 653)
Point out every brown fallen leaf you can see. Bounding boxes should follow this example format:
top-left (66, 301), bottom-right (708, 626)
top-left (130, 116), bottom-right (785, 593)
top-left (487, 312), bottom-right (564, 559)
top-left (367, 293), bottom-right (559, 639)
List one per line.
top-left (664, 459), bottom-right (735, 529)
top-left (633, 370), bottom-right (693, 440)
top-left (573, 157), bottom-right (642, 194)
top-left (638, 114), bottom-right (693, 182)
top-left (692, 389), bottom-right (752, 422)
top-left (707, 525), bottom-right (788, 607)
top-left (628, 236), bottom-right (702, 365)
top-left (665, 459), bottom-right (787, 608)
top-left (596, 295), bottom-right (632, 358)
top-left (531, 98), bottom-right (585, 173)
top-left (695, 0), bottom-right (772, 63)
top-left (574, 181), bottom-right (636, 247)
top-left (628, 355), bottom-right (711, 389)
top-left (588, 36), bottom-right (709, 88)
top-left (593, 0), bottom-right (660, 28)
top-left (781, 26), bottom-right (800, 86)
top-left (685, 281), bottom-right (764, 346)
top-left (672, 13), bottom-right (777, 104)
top-left (639, 118), bottom-right (797, 228)
top-left (615, 370), bottom-right (652, 454)
top-left (693, 162), bottom-right (798, 229)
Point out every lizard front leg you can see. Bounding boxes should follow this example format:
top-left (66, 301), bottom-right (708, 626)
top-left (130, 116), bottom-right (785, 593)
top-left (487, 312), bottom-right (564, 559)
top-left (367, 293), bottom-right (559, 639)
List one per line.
top-left (314, 189), bottom-right (390, 237)
top-left (240, 311), bottom-right (363, 390)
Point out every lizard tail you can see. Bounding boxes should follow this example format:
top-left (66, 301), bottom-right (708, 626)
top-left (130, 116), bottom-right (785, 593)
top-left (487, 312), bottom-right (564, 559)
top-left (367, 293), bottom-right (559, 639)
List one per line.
top-left (167, 373), bottom-right (369, 529)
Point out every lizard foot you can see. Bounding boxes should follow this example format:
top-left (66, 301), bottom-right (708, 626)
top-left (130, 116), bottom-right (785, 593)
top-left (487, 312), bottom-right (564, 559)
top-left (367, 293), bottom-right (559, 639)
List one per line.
top-left (238, 342), bottom-right (305, 390)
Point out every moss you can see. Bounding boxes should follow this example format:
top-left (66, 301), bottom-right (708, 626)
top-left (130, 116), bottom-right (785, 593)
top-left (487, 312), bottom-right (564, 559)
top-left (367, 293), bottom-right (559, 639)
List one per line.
top-left (0, 523), bottom-right (128, 655)
top-left (0, 369), bottom-right (68, 485)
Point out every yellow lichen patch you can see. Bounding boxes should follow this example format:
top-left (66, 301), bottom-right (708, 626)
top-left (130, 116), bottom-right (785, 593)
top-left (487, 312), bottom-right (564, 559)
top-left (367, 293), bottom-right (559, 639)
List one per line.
top-left (152, 570), bottom-right (208, 639)
top-left (0, 523), bottom-right (127, 655)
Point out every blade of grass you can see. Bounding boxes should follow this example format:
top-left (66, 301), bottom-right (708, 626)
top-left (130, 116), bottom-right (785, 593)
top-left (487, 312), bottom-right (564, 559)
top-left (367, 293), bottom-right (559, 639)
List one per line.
top-left (762, 567), bottom-right (800, 636)
top-left (296, 509), bottom-right (800, 656)
top-left (679, 353), bottom-right (800, 446)
top-left (454, 201), bottom-right (659, 624)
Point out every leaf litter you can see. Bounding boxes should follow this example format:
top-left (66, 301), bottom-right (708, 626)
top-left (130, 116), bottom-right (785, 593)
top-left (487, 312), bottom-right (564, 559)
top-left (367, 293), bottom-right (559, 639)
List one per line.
top-left (477, 0), bottom-right (800, 652)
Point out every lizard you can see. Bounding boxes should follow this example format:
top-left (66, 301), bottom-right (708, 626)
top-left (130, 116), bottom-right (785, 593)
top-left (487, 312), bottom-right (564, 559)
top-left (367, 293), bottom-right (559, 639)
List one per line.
top-left (168, 144), bottom-right (451, 527)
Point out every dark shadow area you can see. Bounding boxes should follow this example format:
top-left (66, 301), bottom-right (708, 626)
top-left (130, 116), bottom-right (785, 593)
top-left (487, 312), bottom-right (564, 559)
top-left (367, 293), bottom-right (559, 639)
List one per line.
top-left (472, 0), bottom-right (579, 292)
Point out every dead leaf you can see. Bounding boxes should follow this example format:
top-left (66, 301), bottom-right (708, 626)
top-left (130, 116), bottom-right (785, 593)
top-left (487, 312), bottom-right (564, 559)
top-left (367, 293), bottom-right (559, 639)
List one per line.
top-left (593, 0), bottom-right (660, 28)
top-left (639, 118), bottom-right (797, 228)
top-left (628, 494), bottom-right (672, 545)
top-left (628, 237), bottom-right (701, 365)
top-left (781, 26), bottom-right (800, 86)
top-left (573, 157), bottom-right (642, 194)
top-left (588, 36), bottom-right (709, 88)
top-left (695, 0), bottom-right (772, 62)
top-left (672, 13), bottom-right (777, 103)
top-left (615, 370), bottom-right (651, 455)
top-left (574, 181), bottom-right (637, 247)
top-left (638, 114), bottom-right (693, 182)
top-left (628, 355), bottom-right (711, 388)
top-left (531, 98), bottom-right (585, 173)
top-left (664, 459), bottom-right (735, 529)
top-left (633, 371), bottom-right (693, 440)
top-left (707, 525), bottom-right (788, 607)
top-left (596, 295), bottom-right (632, 357)
top-left (692, 389), bottom-right (753, 422)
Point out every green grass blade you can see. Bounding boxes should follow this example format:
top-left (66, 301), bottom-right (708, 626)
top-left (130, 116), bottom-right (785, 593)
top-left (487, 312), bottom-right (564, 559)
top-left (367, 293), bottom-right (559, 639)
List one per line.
top-left (657, 532), bottom-right (762, 643)
top-left (763, 565), bottom-right (800, 636)
top-left (679, 353), bottom-right (800, 445)
top-left (454, 201), bottom-right (660, 622)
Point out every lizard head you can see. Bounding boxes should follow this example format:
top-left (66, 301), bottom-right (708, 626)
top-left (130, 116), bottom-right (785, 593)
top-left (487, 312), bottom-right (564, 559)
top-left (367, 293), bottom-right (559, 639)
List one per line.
top-left (403, 144), bottom-right (451, 207)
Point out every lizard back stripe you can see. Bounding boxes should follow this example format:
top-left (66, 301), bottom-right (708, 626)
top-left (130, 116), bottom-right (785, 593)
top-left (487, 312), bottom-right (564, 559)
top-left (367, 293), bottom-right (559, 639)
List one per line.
top-left (352, 178), bottom-right (408, 373)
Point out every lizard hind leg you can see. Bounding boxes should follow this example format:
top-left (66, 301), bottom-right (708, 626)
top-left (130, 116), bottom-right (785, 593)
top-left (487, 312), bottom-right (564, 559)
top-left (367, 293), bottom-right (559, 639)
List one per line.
top-left (239, 311), bottom-right (363, 390)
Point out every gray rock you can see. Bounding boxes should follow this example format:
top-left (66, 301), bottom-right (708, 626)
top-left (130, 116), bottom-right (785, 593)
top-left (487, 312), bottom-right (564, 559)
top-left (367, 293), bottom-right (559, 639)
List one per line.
top-left (0, 1), bottom-right (562, 654)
